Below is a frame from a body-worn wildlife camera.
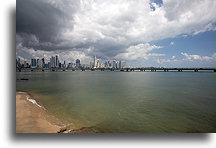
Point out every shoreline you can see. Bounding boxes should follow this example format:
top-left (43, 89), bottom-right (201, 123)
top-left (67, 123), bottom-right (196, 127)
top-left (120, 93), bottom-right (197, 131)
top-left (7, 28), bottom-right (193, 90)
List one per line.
top-left (16, 91), bottom-right (98, 133)
top-left (16, 91), bottom-right (63, 133)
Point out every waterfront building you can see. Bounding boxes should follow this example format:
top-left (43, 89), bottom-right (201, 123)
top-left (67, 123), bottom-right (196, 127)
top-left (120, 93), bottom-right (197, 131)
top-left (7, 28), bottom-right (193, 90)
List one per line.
top-left (93, 56), bottom-right (97, 68)
top-left (55, 55), bottom-right (59, 68)
top-left (47, 62), bottom-right (51, 68)
top-left (62, 61), bottom-right (66, 68)
top-left (31, 58), bottom-right (37, 68)
top-left (36, 59), bottom-right (39, 67)
top-left (96, 59), bottom-right (100, 68)
top-left (76, 59), bottom-right (81, 68)
top-left (42, 58), bottom-right (45, 68)
top-left (100, 63), bottom-right (104, 68)
top-left (116, 61), bottom-right (119, 68)
top-left (49, 55), bottom-right (60, 68)
top-left (67, 63), bottom-right (73, 68)
top-left (112, 60), bottom-right (117, 68)
top-left (90, 61), bottom-right (94, 68)
top-left (50, 56), bottom-right (57, 68)
top-left (24, 61), bottom-right (27, 68)
top-left (16, 58), bottom-right (21, 68)
top-left (50, 56), bottom-right (54, 68)
top-left (26, 62), bottom-right (30, 68)
top-left (37, 59), bottom-right (43, 68)
top-left (16, 59), bottom-right (19, 68)
top-left (119, 61), bottom-right (126, 68)
top-left (104, 61), bottom-right (108, 68)
top-left (108, 61), bottom-right (112, 68)
top-left (44, 63), bottom-right (49, 68)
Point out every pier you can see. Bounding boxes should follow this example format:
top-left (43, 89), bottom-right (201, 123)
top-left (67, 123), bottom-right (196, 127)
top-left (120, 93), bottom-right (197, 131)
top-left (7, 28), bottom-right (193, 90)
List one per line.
top-left (16, 67), bottom-right (216, 72)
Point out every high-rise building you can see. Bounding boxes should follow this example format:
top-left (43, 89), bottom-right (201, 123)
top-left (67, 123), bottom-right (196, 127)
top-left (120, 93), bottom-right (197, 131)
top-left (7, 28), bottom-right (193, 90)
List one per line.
top-left (16, 58), bottom-right (21, 68)
top-left (93, 56), bottom-right (96, 68)
top-left (76, 59), bottom-right (81, 68)
top-left (50, 56), bottom-right (55, 68)
top-left (112, 60), bottom-right (117, 68)
top-left (36, 59), bottom-right (39, 67)
top-left (37, 59), bottom-right (43, 68)
top-left (48, 62), bottom-right (51, 68)
top-left (119, 61), bottom-right (126, 68)
top-left (96, 59), bottom-right (100, 68)
top-left (26, 63), bottom-right (30, 68)
top-left (24, 61), bottom-right (27, 68)
top-left (115, 61), bottom-right (118, 68)
top-left (90, 61), bottom-right (93, 68)
top-left (67, 63), bottom-right (73, 68)
top-left (63, 61), bottom-right (66, 68)
top-left (31, 58), bottom-right (37, 68)
top-left (108, 61), bottom-right (112, 68)
top-left (55, 55), bottom-right (59, 68)
top-left (42, 58), bottom-right (45, 68)
top-left (119, 60), bottom-right (122, 69)
top-left (49, 55), bottom-right (60, 68)
top-left (104, 61), bottom-right (108, 68)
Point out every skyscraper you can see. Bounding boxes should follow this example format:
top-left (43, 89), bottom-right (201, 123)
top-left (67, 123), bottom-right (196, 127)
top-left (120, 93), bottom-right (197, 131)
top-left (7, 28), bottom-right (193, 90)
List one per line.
top-left (55, 55), bottom-right (59, 68)
top-left (31, 58), bottom-right (37, 68)
top-left (76, 59), bottom-right (81, 68)
top-left (16, 58), bottom-right (21, 68)
top-left (42, 58), bottom-right (45, 68)
top-left (37, 59), bottom-right (43, 68)
top-left (90, 61), bottom-right (93, 68)
top-left (63, 61), bottom-right (66, 68)
top-left (24, 61), bottom-right (27, 68)
top-left (50, 56), bottom-right (55, 68)
top-left (96, 59), bottom-right (100, 68)
top-left (104, 61), bottom-right (108, 68)
top-left (119, 61), bottom-right (126, 68)
top-left (93, 55), bottom-right (96, 68)
top-left (112, 60), bottom-right (117, 68)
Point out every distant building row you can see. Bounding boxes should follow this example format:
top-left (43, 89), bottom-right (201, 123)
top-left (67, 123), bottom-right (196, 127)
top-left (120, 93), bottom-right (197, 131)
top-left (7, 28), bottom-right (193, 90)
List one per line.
top-left (16, 55), bottom-right (126, 69)
top-left (90, 56), bottom-right (126, 69)
top-left (16, 55), bottom-right (82, 69)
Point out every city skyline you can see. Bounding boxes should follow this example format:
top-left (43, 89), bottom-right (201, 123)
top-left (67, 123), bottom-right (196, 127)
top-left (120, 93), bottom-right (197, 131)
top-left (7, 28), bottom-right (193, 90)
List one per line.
top-left (16, 0), bottom-right (216, 68)
top-left (16, 55), bottom-right (127, 69)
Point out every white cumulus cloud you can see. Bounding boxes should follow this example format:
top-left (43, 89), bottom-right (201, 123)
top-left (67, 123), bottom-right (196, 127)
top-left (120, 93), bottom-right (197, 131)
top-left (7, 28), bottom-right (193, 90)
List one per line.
top-left (115, 43), bottom-right (164, 60)
top-left (181, 52), bottom-right (215, 61)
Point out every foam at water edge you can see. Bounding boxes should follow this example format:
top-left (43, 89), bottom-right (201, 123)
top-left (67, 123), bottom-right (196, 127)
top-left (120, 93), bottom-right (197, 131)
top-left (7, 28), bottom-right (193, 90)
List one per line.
top-left (26, 96), bottom-right (45, 109)
top-left (17, 91), bottom-right (26, 93)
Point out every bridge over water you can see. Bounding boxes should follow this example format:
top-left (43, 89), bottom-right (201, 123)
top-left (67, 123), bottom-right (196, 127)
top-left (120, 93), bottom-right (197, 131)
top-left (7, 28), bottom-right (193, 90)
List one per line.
top-left (17, 67), bottom-right (216, 72)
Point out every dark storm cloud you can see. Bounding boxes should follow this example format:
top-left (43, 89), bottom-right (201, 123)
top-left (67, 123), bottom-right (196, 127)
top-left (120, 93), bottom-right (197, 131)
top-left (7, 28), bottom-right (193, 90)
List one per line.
top-left (17, 0), bottom-right (62, 42)
top-left (16, 0), bottom-right (80, 50)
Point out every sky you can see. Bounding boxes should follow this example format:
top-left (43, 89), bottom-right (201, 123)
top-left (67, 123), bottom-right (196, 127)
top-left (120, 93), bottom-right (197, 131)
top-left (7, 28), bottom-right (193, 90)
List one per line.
top-left (16, 0), bottom-right (216, 67)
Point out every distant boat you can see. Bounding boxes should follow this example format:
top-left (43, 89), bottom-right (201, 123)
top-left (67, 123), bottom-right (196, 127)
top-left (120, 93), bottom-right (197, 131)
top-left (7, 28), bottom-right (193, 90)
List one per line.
top-left (20, 78), bottom-right (29, 80)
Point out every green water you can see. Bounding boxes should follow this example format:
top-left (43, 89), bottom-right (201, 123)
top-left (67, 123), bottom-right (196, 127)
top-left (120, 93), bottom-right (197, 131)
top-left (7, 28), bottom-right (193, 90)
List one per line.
top-left (16, 71), bottom-right (215, 132)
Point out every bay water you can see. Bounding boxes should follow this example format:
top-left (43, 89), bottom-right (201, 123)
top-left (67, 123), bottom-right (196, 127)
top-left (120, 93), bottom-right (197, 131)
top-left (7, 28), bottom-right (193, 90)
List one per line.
top-left (16, 71), bottom-right (215, 132)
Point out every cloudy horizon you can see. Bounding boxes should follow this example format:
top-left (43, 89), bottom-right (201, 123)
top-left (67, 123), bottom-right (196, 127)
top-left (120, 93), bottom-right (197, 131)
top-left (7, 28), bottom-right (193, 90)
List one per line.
top-left (16, 0), bottom-right (216, 67)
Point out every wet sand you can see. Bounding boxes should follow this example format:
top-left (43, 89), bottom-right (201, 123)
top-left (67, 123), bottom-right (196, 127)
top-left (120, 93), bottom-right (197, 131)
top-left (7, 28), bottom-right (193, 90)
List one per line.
top-left (16, 92), bottom-right (61, 133)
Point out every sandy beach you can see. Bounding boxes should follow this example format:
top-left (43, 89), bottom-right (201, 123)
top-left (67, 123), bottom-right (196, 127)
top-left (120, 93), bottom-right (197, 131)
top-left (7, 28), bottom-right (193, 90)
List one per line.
top-left (16, 92), bottom-right (98, 133)
top-left (16, 92), bottom-right (63, 133)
